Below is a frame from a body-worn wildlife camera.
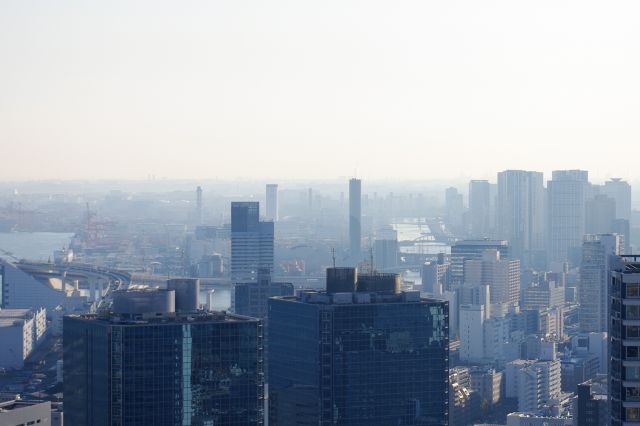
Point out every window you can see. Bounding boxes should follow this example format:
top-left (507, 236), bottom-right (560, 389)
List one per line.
top-left (626, 387), bottom-right (640, 400)
top-left (626, 366), bottom-right (640, 381)
top-left (628, 284), bottom-right (640, 298)
top-left (628, 305), bottom-right (640, 319)
top-left (627, 326), bottom-right (640, 339)
top-left (627, 346), bottom-right (640, 359)
top-left (627, 407), bottom-right (640, 420)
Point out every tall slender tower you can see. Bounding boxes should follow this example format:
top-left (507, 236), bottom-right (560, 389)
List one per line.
top-left (469, 180), bottom-right (491, 238)
top-left (195, 186), bottom-right (203, 225)
top-left (548, 170), bottom-right (589, 264)
top-left (496, 170), bottom-right (545, 268)
top-left (349, 178), bottom-right (362, 263)
top-left (231, 202), bottom-right (274, 282)
top-left (265, 184), bottom-right (278, 222)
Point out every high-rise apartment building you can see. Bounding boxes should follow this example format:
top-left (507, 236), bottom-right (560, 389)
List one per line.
top-left (349, 178), bottom-right (362, 263)
top-left (268, 278), bottom-right (449, 425)
top-left (496, 170), bottom-right (545, 268)
top-left (506, 354), bottom-right (561, 413)
top-left (231, 202), bottom-right (274, 282)
top-left (63, 286), bottom-right (264, 426)
top-left (469, 180), bottom-right (492, 238)
top-left (579, 234), bottom-right (622, 333)
top-left (610, 255), bottom-right (640, 426)
top-left (548, 170), bottom-right (589, 264)
top-left (265, 184), bottom-right (278, 222)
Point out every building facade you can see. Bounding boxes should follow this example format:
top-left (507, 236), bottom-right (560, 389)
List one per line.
top-left (268, 290), bottom-right (449, 425)
top-left (230, 202), bottom-right (274, 282)
top-left (63, 290), bottom-right (264, 426)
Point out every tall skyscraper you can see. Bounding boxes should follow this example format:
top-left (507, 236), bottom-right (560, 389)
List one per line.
top-left (450, 239), bottom-right (510, 289)
top-left (603, 178), bottom-right (632, 221)
top-left (349, 178), bottom-right (362, 262)
top-left (445, 186), bottom-right (464, 231)
top-left (265, 183), bottom-right (279, 222)
top-left (231, 202), bottom-right (274, 282)
top-left (610, 255), bottom-right (640, 426)
top-left (234, 268), bottom-right (293, 319)
top-left (63, 287), bottom-right (264, 426)
top-left (548, 170), bottom-right (589, 264)
top-left (373, 226), bottom-right (398, 271)
top-left (586, 194), bottom-right (616, 235)
top-left (579, 234), bottom-right (622, 333)
top-left (195, 185), bottom-right (203, 225)
top-left (496, 170), bottom-right (545, 268)
top-left (268, 273), bottom-right (449, 425)
top-left (469, 180), bottom-right (491, 238)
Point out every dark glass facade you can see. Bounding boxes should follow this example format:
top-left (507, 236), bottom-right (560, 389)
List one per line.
top-left (268, 292), bottom-right (449, 425)
top-left (610, 255), bottom-right (640, 426)
top-left (63, 313), bottom-right (264, 426)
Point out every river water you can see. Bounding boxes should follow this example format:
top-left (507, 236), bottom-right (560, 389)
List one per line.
top-left (0, 232), bottom-right (74, 261)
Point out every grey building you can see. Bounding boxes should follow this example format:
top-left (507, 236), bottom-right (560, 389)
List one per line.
top-left (450, 239), bottom-right (510, 290)
top-left (234, 269), bottom-right (293, 319)
top-left (548, 170), bottom-right (589, 265)
top-left (469, 179), bottom-right (492, 238)
top-left (576, 378), bottom-right (608, 426)
top-left (0, 398), bottom-right (59, 426)
top-left (231, 201), bottom-right (274, 282)
top-left (349, 178), bottom-right (362, 263)
top-left (496, 170), bottom-right (546, 268)
top-left (603, 178), bottom-right (632, 221)
top-left (579, 234), bottom-right (622, 333)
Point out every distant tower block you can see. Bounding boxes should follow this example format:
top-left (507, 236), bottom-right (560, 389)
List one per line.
top-left (196, 186), bottom-right (203, 225)
top-left (349, 178), bottom-right (362, 262)
top-left (266, 184), bottom-right (279, 222)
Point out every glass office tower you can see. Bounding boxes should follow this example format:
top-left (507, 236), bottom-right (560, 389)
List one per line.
top-left (268, 290), bottom-right (449, 425)
top-left (64, 311), bottom-right (264, 426)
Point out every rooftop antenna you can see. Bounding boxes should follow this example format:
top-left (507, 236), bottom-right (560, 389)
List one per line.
top-left (331, 248), bottom-right (336, 268)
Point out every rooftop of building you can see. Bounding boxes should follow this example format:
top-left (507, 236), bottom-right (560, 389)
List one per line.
top-left (66, 309), bottom-right (258, 326)
top-left (273, 290), bottom-right (445, 306)
top-left (0, 395), bottom-right (50, 413)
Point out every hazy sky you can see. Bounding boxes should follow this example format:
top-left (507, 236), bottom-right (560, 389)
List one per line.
top-left (1, 1), bottom-right (639, 182)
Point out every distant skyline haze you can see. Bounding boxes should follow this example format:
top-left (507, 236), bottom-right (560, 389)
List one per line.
top-left (1, 0), bottom-right (639, 181)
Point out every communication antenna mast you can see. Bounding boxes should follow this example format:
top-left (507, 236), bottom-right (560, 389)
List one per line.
top-left (331, 248), bottom-right (336, 268)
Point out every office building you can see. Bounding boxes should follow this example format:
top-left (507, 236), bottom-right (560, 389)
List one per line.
top-left (373, 227), bottom-right (398, 271)
top-left (450, 366), bottom-right (475, 426)
top-left (463, 249), bottom-right (520, 306)
top-left (231, 201), bottom-right (274, 282)
top-left (234, 269), bottom-right (293, 319)
top-left (63, 286), bottom-right (264, 426)
top-left (603, 178), bottom-right (632, 221)
top-left (579, 234), bottom-right (622, 333)
top-left (610, 255), bottom-right (640, 426)
top-left (268, 284), bottom-right (449, 425)
top-left (497, 170), bottom-right (546, 268)
top-left (265, 183), bottom-right (278, 222)
top-left (469, 179), bottom-right (492, 238)
top-left (548, 170), bottom-right (589, 264)
top-left (522, 273), bottom-right (565, 311)
top-left (349, 178), bottom-right (362, 263)
top-left (576, 378), bottom-right (608, 426)
top-left (469, 367), bottom-right (503, 407)
top-left (445, 186), bottom-right (464, 231)
top-left (450, 239), bottom-right (510, 289)
top-left (586, 194), bottom-right (616, 235)
top-left (421, 253), bottom-right (450, 296)
top-left (506, 413), bottom-right (572, 426)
